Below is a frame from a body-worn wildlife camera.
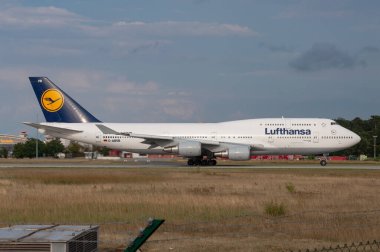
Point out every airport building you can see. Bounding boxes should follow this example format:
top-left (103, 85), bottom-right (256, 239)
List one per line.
top-left (0, 132), bottom-right (28, 151)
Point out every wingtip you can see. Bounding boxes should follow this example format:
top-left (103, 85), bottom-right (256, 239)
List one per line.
top-left (23, 122), bottom-right (40, 129)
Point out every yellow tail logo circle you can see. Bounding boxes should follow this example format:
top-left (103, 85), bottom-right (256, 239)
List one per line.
top-left (41, 89), bottom-right (64, 112)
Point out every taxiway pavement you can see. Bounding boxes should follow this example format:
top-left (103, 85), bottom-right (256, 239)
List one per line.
top-left (1, 160), bottom-right (380, 170)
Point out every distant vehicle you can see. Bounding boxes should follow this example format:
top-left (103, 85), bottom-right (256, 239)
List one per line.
top-left (25, 77), bottom-right (361, 166)
top-left (56, 153), bottom-right (65, 159)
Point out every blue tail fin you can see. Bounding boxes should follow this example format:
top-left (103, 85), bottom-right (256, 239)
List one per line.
top-left (29, 77), bottom-right (101, 123)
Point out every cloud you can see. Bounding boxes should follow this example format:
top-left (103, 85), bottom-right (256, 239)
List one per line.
top-left (53, 71), bottom-right (105, 91)
top-left (0, 67), bottom-right (106, 92)
top-left (102, 76), bottom-right (197, 119)
top-left (0, 6), bottom-right (257, 38)
top-left (130, 41), bottom-right (161, 54)
top-left (109, 40), bottom-right (171, 58)
top-left (360, 46), bottom-right (380, 54)
top-left (235, 69), bottom-right (284, 77)
top-left (10, 42), bottom-right (84, 57)
top-left (0, 6), bottom-right (84, 28)
top-left (107, 80), bottom-right (159, 95)
top-left (112, 21), bottom-right (257, 37)
top-left (0, 5), bottom-right (257, 60)
top-left (159, 98), bottom-right (197, 119)
top-left (275, 7), bottom-right (352, 20)
top-left (289, 43), bottom-right (365, 72)
top-left (101, 83), bottom-right (198, 121)
top-left (0, 65), bottom-right (200, 123)
top-left (258, 42), bottom-right (293, 53)
top-left (167, 91), bottom-right (191, 96)
top-left (0, 67), bottom-right (33, 89)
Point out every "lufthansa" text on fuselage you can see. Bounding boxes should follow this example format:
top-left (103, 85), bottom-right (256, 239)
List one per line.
top-left (265, 128), bottom-right (312, 135)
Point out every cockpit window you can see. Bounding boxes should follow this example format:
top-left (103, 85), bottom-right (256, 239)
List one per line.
top-left (331, 122), bottom-right (338, 125)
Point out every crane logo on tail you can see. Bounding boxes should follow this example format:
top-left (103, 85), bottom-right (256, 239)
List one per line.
top-left (41, 89), bottom-right (64, 112)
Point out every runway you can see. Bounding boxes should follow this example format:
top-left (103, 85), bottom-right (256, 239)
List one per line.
top-left (1, 160), bottom-right (380, 170)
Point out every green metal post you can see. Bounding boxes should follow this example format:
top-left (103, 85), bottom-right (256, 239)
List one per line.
top-left (125, 219), bottom-right (165, 252)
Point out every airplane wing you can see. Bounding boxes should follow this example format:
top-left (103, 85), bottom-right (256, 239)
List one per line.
top-left (96, 124), bottom-right (173, 148)
top-left (96, 124), bottom-right (221, 149)
top-left (127, 132), bottom-right (265, 151)
top-left (96, 124), bottom-right (172, 140)
top-left (125, 133), bottom-right (174, 149)
top-left (95, 124), bottom-right (268, 153)
top-left (23, 122), bottom-right (83, 135)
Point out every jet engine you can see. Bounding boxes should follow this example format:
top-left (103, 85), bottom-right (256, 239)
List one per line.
top-left (163, 141), bottom-right (202, 157)
top-left (214, 145), bottom-right (251, 161)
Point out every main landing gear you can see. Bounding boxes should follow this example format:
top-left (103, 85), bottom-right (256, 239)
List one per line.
top-left (187, 158), bottom-right (217, 166)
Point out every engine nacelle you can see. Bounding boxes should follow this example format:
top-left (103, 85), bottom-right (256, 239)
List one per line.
top-left (214, 146), bottom-right (251, 161)
top-left (163, 141), bottom-right (202, 157)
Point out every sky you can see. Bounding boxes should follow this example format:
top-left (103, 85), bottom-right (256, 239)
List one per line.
top-left (0, 0), bottom-right (380, 134)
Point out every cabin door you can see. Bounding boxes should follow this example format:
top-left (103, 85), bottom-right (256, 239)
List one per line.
top-left (96, 134), bottom-right (102, 144)
top-left (313, 132), bottom-right (319, 143)
top-left (268, 135), bottom-right (274, 143)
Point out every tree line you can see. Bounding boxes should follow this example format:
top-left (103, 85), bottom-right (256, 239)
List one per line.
top-left (334, 115), bottom-right (379, 158)
top-left (12, 138), bottom-right (65, 158)
top-left (1, 138), bottom-right (110, 159)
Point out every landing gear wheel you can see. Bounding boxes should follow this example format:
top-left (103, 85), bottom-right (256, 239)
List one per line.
top-left (188, 158), bottom-right (217, 166)
top-left (206, 159), bottom-right (214, 166)
top-left (320, 160), bottom-right (327, 166)
top-left (194, 159), bottom-right (202, 166)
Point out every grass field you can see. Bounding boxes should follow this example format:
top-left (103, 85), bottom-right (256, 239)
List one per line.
top-left (0, 163), bottom-right (380, 251)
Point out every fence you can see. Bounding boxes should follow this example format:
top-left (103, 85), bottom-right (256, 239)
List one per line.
top-left (1, 209), bottom-right (380, 251)
top-left (289, 240), bottom-right (380, 252)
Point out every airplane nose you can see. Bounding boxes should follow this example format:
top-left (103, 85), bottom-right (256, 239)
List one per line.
top-left (353, 133), bottom-right (361, 145)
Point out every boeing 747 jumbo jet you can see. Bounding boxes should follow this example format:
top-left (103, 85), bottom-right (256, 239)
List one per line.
top-left (25, 77), bottom-right (361, 166)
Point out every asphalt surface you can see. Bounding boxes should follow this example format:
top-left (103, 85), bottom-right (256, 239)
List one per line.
top-left (1, 160), bottom-right (380, 169)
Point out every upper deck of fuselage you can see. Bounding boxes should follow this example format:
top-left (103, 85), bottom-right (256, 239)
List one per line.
top-left (218, 118), bottom-right (336, 126)
top-left (42, 118), bottom-right (338, 136)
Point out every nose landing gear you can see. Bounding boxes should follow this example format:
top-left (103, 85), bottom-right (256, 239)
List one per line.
top-left (319, 153), bottom-right (329, 166)
top-left (320, 159), bottom-right (327, 166)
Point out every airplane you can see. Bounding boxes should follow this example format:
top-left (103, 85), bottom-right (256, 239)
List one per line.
top-left (25, 77), bottom-right (361, 166)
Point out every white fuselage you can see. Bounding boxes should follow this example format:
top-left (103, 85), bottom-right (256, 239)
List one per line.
top-left (41, 118), bottom-right (361, 156)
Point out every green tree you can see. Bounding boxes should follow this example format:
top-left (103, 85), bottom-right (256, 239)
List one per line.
top-left (0, 147), bottom-right (8, 158)
top-left (334, 115), bottom-right (380, 157)
top-left (13, 143), bottom-right (25, 159)
top-left (66, 141), bottom-right (83, 157)
top-left (12, 139), bottom-right (46, 159)
top-left (99, 146), bottom-right (110, 156)
top-left (23, 138), bottom-right (46, 158)
top-left (46, 138), bottom-right (65, 157)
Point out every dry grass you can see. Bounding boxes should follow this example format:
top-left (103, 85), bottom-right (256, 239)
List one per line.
top-left (0, 166), bottom-right (380, 251)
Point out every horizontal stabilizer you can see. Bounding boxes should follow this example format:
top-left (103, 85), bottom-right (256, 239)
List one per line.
top-left (23, 122), bottom-right (83, 135)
